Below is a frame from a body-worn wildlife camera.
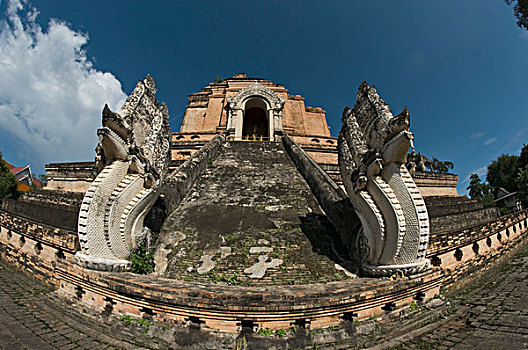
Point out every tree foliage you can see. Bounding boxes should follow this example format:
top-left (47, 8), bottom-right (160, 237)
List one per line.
top-left (486, 154), bottom-right (520, 192)
top-left (519, 143), bottom-right (528, 169)
top-left (467, 173), bottom-right (495, 207)
top-left (0, 152), bottom-right (19, 203)
top-left (427, 157), bottom-right (454, 173)
top-left (469, 144), bottom-right (528, 208)
top-left (516, 164), bottom-right (528, 203)
top-left (505, 0), bottom-right (528, 30)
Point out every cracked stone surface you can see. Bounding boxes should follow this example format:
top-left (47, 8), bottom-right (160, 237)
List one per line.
top-left (249, 247), bottom-right (273, 254)
top-left (378, 241), bottom-right (528, 350)
top-left (196, 255), bottom-right (216, 274)
top-left (244, 255), bottom-right (283, 278)
top-left (155, 141), bottom-right (352, 285)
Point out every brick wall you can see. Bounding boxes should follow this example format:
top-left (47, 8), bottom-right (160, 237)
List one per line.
top-left (1, 198), bottom-right (79, 231)
top-left (0, 208), bottom-right (526, 335)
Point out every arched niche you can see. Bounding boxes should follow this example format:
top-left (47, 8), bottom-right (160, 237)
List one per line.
top-left (226, 82), bottom-right (285, 141)
top-left (243, 98), bottom-right (269, 140)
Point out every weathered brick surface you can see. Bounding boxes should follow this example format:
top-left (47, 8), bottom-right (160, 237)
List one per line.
top-left (180, 76), bottom-right (330, 138)
top-left (20, 189), bottom-right (84, 207)
top-left (379, 238), bottom-right (528, 350)
top-left (0, 194), bottom-right (526, 341)
top-left (2, 198), bottom-right (79, 232)
top-left (0, 211), bottom-right (78, 254)
top-left (171, 75), bottom-right (337, 173)
top-left (45, 162), bottom-right (96, 193)
top-left (427, 211), bottom-right (527, 256)
top-left (161, 133), bottom-right (226, 215)
top-left (156, 140), bottom-right (354, 285)
top-left (2, 239), bottom-right (526, 349)
top-left (424, 195), bottom-right (500, 233)
top-left (0, 259), bottom-right (126, 349)
top-left (282, 134), bottom-right (360, 256)
top-left (412, 171), bottom-right (459, 197)
top-left (425, 196), bottom-right (485, 217)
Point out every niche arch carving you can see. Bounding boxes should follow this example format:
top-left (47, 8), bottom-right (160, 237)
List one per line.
top-left (226, 82), bottom-right (285, 140)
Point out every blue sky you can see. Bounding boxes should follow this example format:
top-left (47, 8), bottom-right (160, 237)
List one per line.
top-left (0, 0), bottom-right (527, 194)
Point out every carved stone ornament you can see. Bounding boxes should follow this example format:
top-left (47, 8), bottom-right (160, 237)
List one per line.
top-left (338, 82), bottom-right (430, 276)
top-left (76, 74), bottom-right (171, 272)
top-left (228, 82), bottom-right (285, 111)
top-left (226, 82), bottom-right (285, 137)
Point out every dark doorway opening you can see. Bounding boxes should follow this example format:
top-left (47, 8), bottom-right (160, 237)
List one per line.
top-left (243, 107), bottom-right (268, 140)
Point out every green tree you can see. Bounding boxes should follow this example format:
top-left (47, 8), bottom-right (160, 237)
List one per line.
top-left (519, 143), bottom-right (528, 169)
top-left (467, 173), bottom-right (494, 206)
top-left (486, 154), bottom-right (520, 192)
top-left (38, 174), bottom-right (47, 183)
top-left (505, 0), bottom-right (528, 30)
top-left (516, 164), bottom-right (528, 204)
top-left (427, 157), bottom-right (454, 173)
top-left (0, 152), bottom-right (19, 204)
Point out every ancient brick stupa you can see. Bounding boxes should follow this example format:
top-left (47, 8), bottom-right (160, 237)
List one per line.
top-left (63, 73), bottom-right (497, 281)
top-left (4, 73), bottom-right (521, 346)
top-left (154, 73), bottom-right (359, 284)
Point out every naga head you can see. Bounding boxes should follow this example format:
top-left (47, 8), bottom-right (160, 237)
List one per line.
top-left (340, 82), bottom-right (414, 186)
top-left (338, 82), bottom-right (430, 276)
top-left (95, 74), bottom-right (171, 186)
top-left (77, 74), bottom-right (172, 272)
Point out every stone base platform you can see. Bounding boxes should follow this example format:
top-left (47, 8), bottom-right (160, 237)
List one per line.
top-left (1, 209), bottom-right (527, 337)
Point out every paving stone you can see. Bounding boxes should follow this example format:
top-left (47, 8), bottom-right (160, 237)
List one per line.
top-left (0, 260), bottom-right (114, 350)
top-left (391, 242), bottom-right (528, 350)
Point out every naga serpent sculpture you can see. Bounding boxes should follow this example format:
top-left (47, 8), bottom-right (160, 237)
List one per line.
top-left (338, 82), bottom-right (430, 276)
top-left (76, 75), bottom-right (171, 271)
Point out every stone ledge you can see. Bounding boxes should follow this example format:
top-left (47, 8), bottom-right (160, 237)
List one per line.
top-left (0, 210), bottom-right (78, 253)
top-left (412, 171), bottom-right (459, 181)
top-left (427, 210), bottom-right (527, 256)
top-left (1, 198), bottom-right (79, 231)
top-left (1, 205), bottom-right (527, 334)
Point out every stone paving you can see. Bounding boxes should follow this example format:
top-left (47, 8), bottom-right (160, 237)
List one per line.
top-left (0, 260), bottom-right (125, 350)
top-left (0, 241), bottom-right (526, 349)
top-left (381, 241), bottom-right (528, 350)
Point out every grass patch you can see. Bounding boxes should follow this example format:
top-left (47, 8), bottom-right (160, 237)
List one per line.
top-left (130, 247), bottom-right (155, 274)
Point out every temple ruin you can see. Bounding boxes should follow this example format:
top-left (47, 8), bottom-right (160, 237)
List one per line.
top-left (0, 73), bottom-right (526, 348)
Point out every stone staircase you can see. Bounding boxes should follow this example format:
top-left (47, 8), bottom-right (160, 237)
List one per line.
top-left (155, 141), bottom-right (354, 285)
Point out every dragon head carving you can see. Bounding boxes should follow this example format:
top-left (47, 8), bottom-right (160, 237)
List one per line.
top-left (338, 82), bottom-right (430, 276)
top-left (96, 74), bottom-right (171, 182)
top-left (76, 74), bottom-right (171, 272)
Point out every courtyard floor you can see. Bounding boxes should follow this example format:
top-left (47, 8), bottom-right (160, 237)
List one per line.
top-left (0, 241), bottom-right (526, 349)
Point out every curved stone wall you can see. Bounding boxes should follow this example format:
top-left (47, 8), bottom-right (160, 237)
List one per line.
top-left (0, 208), bottom-right (526, 334)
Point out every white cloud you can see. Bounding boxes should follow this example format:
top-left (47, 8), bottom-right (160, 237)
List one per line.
top-left (460, 165), bottom-right (487, 185)
top-left (482, 137), bottom-right (497, 146)
top-left (0, 0), bottom-right (126, 168)
top-left (469, 131), bottom-right (485, 139)
top-left (501, 126), bottom-right (528, 154)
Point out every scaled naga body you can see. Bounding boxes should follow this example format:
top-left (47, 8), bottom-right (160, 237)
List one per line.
top-left (76, 75), bottom-right (171, 271)
top-left (338, 82), bottom-right (430, 276)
